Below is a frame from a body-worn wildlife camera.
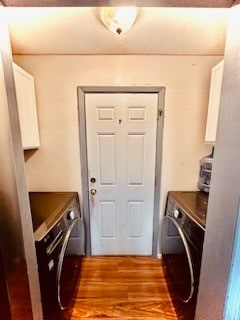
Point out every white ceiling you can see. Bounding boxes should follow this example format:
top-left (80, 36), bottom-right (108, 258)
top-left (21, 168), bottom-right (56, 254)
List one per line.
top-left (6, 7), bottom-right (229, 55)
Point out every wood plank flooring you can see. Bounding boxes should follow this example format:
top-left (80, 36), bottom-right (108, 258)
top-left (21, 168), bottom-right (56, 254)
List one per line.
top-left (63, 257), bottom-right (178, 320)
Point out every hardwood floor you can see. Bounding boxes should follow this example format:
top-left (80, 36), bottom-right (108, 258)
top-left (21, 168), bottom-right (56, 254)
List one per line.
top-left (63, 257), bottom-right (178, 320)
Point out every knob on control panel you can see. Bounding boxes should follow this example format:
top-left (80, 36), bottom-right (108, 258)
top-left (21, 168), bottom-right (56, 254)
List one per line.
top-left (67, 210), bottom-right (75, 220)
top-left (173, 208), bottom-right (182, 218)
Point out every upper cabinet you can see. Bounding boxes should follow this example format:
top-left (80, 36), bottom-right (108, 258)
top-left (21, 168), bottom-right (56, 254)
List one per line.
top-left (205, 60), bottom-right (224, 144)
top-left (13, 62), bottom-right (40, 150)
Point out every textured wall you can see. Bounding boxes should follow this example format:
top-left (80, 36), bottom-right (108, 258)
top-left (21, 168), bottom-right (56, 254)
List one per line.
top-left (1, 8), bottom-right (42, 318)
top-left (14, 54), bottom-right (220, 243)
top-left (196, 4), bottom-right (240, 319)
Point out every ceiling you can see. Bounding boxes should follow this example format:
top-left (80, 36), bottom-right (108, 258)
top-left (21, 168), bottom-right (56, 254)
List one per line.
top-left (2, 0), bottom-right (235, 7)
top-left (6, 7), bottom-right (229, 55)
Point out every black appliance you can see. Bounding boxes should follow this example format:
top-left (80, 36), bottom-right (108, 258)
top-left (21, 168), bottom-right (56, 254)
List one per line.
top-left (0, 243), bottom-right (11, 319)
top-left (161, 191), bottom-right (208, 319)
top-left (29, 192), bottom-right (84, 319)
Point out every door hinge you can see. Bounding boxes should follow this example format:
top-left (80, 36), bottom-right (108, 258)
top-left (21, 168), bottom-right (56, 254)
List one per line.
top-left (157, 108), bottom-right (164, 120)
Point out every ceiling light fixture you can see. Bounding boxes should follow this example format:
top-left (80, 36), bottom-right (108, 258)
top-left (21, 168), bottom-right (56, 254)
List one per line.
top-left (100, 7), bottom-right (138, 35)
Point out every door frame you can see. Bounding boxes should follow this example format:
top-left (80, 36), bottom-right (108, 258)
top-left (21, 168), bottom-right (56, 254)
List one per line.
top-left (77, 86), bottom-right (165, 257)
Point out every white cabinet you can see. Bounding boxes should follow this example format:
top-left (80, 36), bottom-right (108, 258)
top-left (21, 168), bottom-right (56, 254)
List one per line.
top-left (205, 60), bottom-right (224, 144)
top-left (13, 62), bottom-right (40, 150)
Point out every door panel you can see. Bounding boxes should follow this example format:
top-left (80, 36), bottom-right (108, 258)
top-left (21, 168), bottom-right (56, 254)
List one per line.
top-left (128, 201), bottom-right (143, 238)
top-left (128, 134), bottom-right (145, 185)
top-left (98, 134), bottom-right (115, 185)
top-left (161, 216), bottom-right (194, 302)
top-left (100, 201), bottom-right (116, 238)
top-left (57, 218), bottom-right (81, 310)
top-left (86, 93), bottom-right (157, 255)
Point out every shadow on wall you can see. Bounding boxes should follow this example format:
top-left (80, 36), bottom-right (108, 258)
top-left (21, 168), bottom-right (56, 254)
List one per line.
top-left (24, 149), bottom-right (38, 162)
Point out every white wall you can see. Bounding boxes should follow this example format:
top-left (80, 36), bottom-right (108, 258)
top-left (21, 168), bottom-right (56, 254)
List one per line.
top-left (14, 54), bottom-right (221, 235)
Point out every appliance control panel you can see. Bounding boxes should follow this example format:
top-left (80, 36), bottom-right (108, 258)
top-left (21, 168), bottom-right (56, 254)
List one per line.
top-left (64, 198), bottom-right (80, 227)
top-left (67, 210), bottom-right (75, 220)
top-left (173, 208), bottom-right (182, 219)
top-left (165, 192), bottom-right (205, 253)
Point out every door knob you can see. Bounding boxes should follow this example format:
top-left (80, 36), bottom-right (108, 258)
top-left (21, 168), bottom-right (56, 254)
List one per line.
top-left (90, 188), bottom-right (97, 195)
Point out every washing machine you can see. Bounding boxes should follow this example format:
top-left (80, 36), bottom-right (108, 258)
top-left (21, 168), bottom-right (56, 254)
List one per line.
top-left (161, 191), bottom-right (207, 319)
top-left (29, 192), bottom-right (85, 319)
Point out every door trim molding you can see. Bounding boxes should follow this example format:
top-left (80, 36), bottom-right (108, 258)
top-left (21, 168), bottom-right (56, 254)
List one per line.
top-left (77, 86), bottom-right (165, 257)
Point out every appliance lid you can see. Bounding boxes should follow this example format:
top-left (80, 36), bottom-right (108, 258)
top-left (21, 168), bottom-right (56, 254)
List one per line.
top-left (168, 191), bottom-right (208, 230)
top-left (29, 192), bottom-right (78, 241)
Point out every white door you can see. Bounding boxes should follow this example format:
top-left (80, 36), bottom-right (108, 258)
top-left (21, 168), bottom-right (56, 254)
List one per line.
top-left (85, 93), bottom-right (158, 255)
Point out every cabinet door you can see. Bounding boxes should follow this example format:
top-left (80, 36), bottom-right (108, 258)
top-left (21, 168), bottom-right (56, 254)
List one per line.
top-left (205, 60), bottom-right (224, 144)
top-left (13, 62), bottom-right (40, 150)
